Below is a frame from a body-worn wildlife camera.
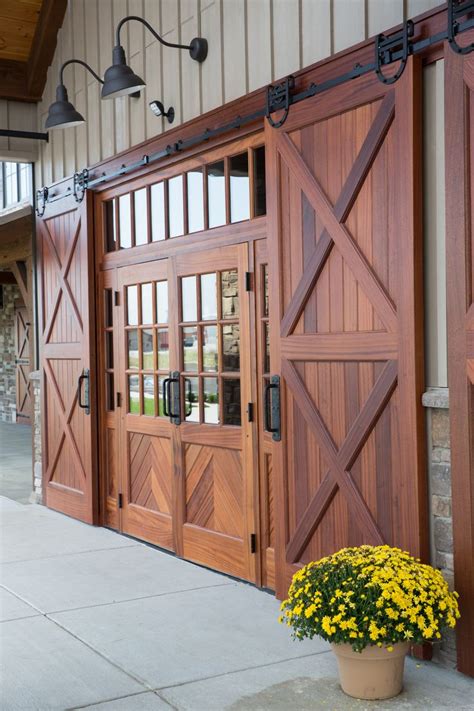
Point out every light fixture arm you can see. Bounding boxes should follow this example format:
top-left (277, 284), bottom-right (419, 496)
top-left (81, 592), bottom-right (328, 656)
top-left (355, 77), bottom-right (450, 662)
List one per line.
top-left (59, 59), bottom-right (104, 86)
top-left (115, 15), bottom-right (208, 62)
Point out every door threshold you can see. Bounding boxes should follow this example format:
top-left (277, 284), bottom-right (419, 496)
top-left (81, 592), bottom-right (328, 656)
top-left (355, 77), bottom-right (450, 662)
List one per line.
top-left (104, 526), bottom-right (275, 596)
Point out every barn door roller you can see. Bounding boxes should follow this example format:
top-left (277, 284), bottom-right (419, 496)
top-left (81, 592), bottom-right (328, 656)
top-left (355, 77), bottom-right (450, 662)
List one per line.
top-left (448, 0), bottom-right (474, 54)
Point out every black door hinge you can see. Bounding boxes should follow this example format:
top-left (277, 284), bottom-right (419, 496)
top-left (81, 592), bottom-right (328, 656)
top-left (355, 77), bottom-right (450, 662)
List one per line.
top-left (247, 402), bottom-right (254, 422)
top-left (118, 493), bottom-right (123, 509)
top-left (245, 272), bottom-right (252, 291)
top-left (250, 533), bottom-right (257, 554)
top-left (116, 392), bottom-right (122, 408)
top-left (114, 290), bottom-right (120, 306)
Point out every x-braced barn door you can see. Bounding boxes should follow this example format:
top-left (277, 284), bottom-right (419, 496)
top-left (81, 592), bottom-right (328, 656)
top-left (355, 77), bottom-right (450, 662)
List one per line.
top-left (14, 304), bottom-right (31, 424)
top-left (265, 58), bottom-right (428, 598)
top-left (37, 194), bottom-right (97, 524)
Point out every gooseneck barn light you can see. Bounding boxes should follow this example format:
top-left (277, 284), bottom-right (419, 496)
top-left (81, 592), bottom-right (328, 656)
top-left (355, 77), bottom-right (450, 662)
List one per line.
top-left (101, 15), bottom-right (208, 100)
top-left (45, 59), bottom-right (104, 130)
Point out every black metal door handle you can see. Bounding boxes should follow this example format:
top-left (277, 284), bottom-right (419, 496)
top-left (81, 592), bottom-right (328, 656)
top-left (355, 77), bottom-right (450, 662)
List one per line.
top-left (77, 368), bottom-right (90, 415)
top-left (162, 377), bottom-right (171, 417)
top-left (264, 375), bottom-right (281, 441)
top-left (184, 377), bottom-right (193, 417)
top-left (167, 371), bottom-right (181, 425)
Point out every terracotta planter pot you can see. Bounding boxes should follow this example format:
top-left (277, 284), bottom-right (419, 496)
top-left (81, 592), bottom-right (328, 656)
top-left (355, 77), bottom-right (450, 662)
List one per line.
top-left (331, 641), bottom-right (410, 700)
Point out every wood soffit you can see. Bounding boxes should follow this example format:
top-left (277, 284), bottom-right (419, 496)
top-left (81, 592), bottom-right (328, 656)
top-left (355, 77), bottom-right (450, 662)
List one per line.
top-left (0, 0), bottom-right (67, 102)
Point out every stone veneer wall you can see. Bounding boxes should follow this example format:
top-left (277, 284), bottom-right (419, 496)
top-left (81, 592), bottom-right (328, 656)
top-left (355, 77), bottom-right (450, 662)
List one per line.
top-left (422, 388), bottom-right (455, 668)
top-left (29, 370), bottom-right (42, 503)
top-left (0, 282), bottom-right (21, 422)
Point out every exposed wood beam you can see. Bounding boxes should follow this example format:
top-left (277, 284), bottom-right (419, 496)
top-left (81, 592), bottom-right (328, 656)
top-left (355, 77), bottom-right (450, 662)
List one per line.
top-left (10, 261), bottom-right (29, 308)
top-left (27, 0), bottom-right (67, 99)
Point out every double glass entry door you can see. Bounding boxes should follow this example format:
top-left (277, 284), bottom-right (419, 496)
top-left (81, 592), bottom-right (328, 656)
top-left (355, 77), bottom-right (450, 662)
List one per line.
top-left (112, 243), bottom-right (258, 581)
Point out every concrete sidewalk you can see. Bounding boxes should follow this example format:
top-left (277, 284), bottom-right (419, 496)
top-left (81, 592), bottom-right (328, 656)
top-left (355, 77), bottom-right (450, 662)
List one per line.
top-left (0, 497), bottom-right (472, 711)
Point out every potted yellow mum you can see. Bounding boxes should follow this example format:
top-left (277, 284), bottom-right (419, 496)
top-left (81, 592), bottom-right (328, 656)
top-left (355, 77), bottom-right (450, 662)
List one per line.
top-left (279, 545), bottom-right (459, 700)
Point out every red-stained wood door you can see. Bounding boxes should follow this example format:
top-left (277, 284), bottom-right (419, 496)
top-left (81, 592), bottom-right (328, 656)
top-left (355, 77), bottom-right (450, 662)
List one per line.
top-left (445, 43), bottom-right (474, 679)
top-left (37, 194), bottom-right (97, 524)
top-left (14, 304), bottom-right (31, 424)
top-left (266, 58), bottom-right (428, 598)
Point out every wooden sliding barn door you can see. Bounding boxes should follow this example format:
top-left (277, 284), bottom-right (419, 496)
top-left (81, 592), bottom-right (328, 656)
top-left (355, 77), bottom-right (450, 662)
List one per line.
top-left (37, 194), bottom-right (97, 524)
top-left (445, 44), bottom-right (474, 679)
top-left (266, 58), bottom-right (427, 597)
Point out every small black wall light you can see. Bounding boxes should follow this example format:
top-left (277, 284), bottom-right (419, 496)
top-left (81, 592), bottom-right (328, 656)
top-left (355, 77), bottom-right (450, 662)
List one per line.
top-left (45, 59), bottom-right (103, 130)
top-left (102, 16), bottom-right (208, 100)
top-left (149, 100), bottom-right (175, 124)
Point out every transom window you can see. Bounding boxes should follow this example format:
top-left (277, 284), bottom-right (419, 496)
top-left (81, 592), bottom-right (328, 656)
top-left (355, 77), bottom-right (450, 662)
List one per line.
top-left (0, 162), bottom-right (32, 212)
top-left (104, 146), bottom-right (266, 252)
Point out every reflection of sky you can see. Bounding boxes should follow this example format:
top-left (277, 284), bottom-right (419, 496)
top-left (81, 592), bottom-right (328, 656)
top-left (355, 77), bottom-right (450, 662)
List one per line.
top-left (182, 276), bottom-right (197, 321)
top-left (134, 189), bottom-right (148, 245)
top-left (230, 175), bottom-right (250, 223)
top-left (151, 183), bottom-right (166, 241)
top-left (188, 171), bottom-right (204, 233)
top-left (119, 194), bottom-right (131, 248)
top-left (201, 274), bottom-right (217, 320)
top-left (208, 169), bottom-right (226, 228)
top-left (169, 175), bottom-right (184, 237)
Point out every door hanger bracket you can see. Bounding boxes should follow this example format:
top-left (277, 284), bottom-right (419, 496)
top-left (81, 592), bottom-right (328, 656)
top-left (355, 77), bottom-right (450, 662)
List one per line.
top-left (375, 19), bottom-right (414, 85)
top-left (266, 76), bottom-right (295, 129)
top-left (73, 168), bottom-right (89, 203)
top-left (448, 0), bottom-right (474, 55)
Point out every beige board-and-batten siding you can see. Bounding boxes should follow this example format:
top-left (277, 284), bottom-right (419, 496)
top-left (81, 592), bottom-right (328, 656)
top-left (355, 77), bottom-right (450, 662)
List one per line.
top-left (31, 0), bottom-right (442, 187)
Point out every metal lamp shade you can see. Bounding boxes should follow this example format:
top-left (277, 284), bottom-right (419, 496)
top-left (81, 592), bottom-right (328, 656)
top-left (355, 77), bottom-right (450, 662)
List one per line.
top-left (101, 45), bottom-right (146, 99)
top-left (45, 84), bottom-right (85, 130)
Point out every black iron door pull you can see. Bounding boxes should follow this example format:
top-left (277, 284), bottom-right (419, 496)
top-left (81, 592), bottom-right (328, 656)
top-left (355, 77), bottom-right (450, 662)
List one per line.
top-left (264, 375), bottom-right (281, 442)
top-left (168, 371), bottom-right (181, 425)
top-left (77, 368), bottom-right (90, 415)
top-left (162, 377), bottom-right (171, 417)
top-left (184, 377), bottom-right (193, 417)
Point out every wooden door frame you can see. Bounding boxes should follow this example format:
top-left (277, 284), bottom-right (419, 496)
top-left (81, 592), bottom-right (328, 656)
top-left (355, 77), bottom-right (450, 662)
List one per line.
top-left (445, 39), bottom-right (474, 679)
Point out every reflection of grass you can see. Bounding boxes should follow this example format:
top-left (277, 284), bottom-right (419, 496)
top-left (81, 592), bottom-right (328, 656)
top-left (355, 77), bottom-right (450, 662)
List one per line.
top-left (130, 395), bottom-right (165, 417)
top-left (143, 353), bottom-right (153, 369)
top-left (129, 354), bottom-right (139, 368)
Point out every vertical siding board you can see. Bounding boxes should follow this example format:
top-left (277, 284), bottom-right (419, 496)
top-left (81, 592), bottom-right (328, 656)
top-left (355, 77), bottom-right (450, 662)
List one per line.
top-left (162, 1), bottom-right (182, 127)
top-left (223, 0), bottom-right (246, 102)
top-left (302, 0), bottom-right (331, 67)
top-left (201, 1), bottom-right (223, 113)
top-left (98, 0), bottom-right (115, 161)
top-left (180, 6), bottom-right (201, 123)
top-left (368, 0), bottom-right (404, 36)
top-left (407, 0), bottom-right (442, 19)
top-left (113, 0), bottom-right (131, 154)
top-left (272, 0), bottom-right (300, 80)
top-left (62, 6), bottom-right (77, 177)
top-left (7, 103), bottom-right (39, 161)
top-left (129, 0), bottom-right (147, 146)
top-left (247, 0), bottom-right (272, 91)
top-left (333, 0), bottom-right (365, 53)
top-left (145, 40), bottom-right (164, 139)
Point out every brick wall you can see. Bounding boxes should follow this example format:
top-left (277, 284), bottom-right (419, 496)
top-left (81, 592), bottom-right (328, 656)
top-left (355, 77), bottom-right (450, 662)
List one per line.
top-left (0, 282), bottom-right (20, 422)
